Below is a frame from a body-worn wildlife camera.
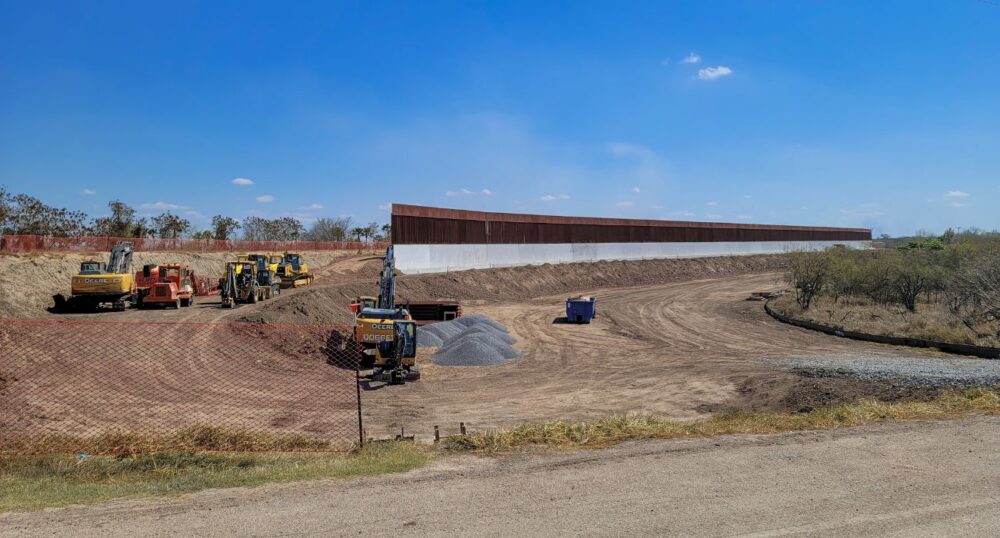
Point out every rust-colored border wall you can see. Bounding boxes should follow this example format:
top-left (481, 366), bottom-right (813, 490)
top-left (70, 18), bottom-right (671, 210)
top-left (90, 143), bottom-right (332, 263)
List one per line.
top-left (391, 204), bottom-right (871, 245)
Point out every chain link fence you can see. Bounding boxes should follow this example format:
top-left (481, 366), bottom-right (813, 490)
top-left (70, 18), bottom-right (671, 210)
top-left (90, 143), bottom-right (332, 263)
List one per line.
top-left (0, 320), bottom-right (363, 454)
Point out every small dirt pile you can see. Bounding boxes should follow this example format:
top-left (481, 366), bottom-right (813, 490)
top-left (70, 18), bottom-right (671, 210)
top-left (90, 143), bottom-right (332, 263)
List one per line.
top-left (419, 315), bottom-right (521, 366)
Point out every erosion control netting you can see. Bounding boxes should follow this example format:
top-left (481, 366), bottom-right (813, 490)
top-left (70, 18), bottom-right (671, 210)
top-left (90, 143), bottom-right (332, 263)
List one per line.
top-left (0, 319), bottom-right (364, 454)
top-left (419, 315), bottom-right (521, 366)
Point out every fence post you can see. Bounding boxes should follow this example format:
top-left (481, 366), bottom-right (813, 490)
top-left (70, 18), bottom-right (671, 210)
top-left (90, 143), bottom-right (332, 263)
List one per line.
top-left (356, 362), bottom-right (364, 447)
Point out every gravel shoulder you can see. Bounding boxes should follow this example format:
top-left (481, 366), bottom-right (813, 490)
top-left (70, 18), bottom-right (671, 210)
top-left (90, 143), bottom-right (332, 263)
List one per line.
top-left (5, 417), bottom-right (999, 537)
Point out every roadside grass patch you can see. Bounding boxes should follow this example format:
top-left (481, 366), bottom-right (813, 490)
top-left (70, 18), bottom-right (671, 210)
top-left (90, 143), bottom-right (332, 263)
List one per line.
top-left (0, 442), bottom-right (431, 512)
top-left (442, 388), bottom-right (1000, 453)
top-left (2, 425), bottom-right (333, 456)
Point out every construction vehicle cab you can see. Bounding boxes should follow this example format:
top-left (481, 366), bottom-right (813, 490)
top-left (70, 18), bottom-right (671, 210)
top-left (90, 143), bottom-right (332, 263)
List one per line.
top-left (276, 252), bottom-right (313, 288)
top-left (135, 264), bottom-right (197, 309)
top-left (53, 241), bottom-right (136, 312)
top-left (246, 254), bottom-right (281, 298)
top-left (79, 261), bottom-right (107, 274)
top-left (374, 319), bottom-right (417, 385)
top-left (220, 261), bottom-right (266, 308)
top-left (349, 295), bottom-right (378, 315)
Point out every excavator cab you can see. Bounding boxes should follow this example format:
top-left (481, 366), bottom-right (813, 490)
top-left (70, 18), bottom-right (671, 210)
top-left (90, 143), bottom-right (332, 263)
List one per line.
top-left (374, 319), bottom-right (418, 384)
top-left (79, 261), bottom-right (107, 274)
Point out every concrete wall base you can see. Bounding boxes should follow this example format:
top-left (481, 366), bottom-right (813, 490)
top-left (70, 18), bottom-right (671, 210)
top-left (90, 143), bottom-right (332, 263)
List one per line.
top-left (395, 241), bottom-right (871, 274)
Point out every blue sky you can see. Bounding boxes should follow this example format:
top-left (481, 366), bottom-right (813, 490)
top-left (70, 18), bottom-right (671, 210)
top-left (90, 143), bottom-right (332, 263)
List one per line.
top-left (1, 1), bottom-right (998, 236)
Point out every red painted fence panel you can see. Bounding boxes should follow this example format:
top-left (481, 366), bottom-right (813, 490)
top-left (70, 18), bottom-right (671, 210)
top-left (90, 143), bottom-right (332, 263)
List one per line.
top-left (0, 235), bottom-right (390, 253)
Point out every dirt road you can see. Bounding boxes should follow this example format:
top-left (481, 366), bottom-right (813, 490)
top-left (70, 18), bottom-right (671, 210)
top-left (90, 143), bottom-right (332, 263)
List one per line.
top-left (5, 417), bottom-right (998, 537)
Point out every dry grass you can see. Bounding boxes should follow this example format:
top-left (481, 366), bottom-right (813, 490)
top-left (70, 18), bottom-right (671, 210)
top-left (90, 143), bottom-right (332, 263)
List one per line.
top-left (441, 388), bottom-right (1000, 453)
top-left (0, 441), bottom-right (431, 512)
top-left (2, 425), bottom-right (335, 457)
top-left (771, 294), bottom-right (999, 347)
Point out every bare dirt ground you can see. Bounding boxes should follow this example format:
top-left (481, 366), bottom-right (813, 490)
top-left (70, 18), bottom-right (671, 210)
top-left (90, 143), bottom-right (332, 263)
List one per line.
top-left (361, 272), bottom-right (949, 438)
top-left (5, 417), bottom-right (999, 536)
top-left (1, 252), bottom-right (969, 444)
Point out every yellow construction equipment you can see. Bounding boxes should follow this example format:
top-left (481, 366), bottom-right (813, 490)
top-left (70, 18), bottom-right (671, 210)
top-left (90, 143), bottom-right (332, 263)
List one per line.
top-left (276, 252), bottom-right (314, 288)
top-left (353, 246), bottom-right (418, 384)
top-left (52, 240), bottom-right (136, 312)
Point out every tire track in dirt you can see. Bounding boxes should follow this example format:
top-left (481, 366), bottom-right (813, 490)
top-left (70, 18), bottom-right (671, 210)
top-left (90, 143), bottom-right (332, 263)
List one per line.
top-left (360, 272), bottom-right (939, 438)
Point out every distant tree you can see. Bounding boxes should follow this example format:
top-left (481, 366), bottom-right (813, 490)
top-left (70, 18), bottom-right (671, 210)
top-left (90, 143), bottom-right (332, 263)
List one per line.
top-left (152, 212), bottom-right (191, 239)
top-left (191, 230), bottom-right (214, 240)
top-left (3, 193), bottom-right (89, 236)
top-left (0, 186), bottom-right (11, 232)
top-left (350, 226), bottom-right (364, 242)
top-left (211, 215), bottom-right (241, 240)
top-left (304, 216), bottom-right (353, 242)
top-left (363, 221), bottom-right (379, 243)
top-left (272, 217), bottom-right (303, 241)
top-left (92, 200), bottom-right (140, 237)
top-left (241, 216), bottom-right (303, 241)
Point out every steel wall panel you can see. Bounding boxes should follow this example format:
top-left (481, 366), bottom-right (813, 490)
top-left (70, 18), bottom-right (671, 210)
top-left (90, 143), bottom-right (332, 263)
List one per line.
top-left (391, 205), bottom-right (871, 245)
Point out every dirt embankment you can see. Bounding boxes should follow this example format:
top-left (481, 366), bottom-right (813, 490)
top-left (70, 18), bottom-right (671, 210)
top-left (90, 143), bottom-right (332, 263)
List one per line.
top-left (240, 254), bottom-right (791, 325)
top-left (0, 251), bottom-right (362, 319)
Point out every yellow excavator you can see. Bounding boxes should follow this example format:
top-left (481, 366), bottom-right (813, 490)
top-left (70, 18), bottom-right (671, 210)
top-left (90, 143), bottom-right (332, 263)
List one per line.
top-left (53, 240), bottom-right (136, 312)
top-left (276, 252), bottom-right (314, 288)
top-left (354, 246), bottom-right (418, 384)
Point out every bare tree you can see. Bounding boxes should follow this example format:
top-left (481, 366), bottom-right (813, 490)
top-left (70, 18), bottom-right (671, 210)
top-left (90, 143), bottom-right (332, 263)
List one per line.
top-left (211, 215), bottom-right (241, 240)
top-left (152, 212), bottom-right (191, 239)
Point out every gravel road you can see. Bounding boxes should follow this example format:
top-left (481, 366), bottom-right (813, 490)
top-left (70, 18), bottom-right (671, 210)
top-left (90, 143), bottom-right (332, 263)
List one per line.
top-left (778, 353), bottom-right (1000, 386)
top-left (4, 417), bottom-right (999, 537)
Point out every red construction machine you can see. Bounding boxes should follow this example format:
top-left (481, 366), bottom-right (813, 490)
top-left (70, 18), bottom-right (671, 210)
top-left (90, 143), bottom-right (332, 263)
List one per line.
top-left (135, 264), bottom-right (214, 309)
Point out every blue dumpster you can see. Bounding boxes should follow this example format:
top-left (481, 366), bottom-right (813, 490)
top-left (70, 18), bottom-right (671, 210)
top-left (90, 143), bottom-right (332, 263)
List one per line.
top-left (566, 296), bottom-right (596, 324)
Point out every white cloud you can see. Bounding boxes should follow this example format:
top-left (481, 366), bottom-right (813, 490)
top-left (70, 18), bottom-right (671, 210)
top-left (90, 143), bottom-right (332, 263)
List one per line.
top-left (681, 52), bottom-right (701, 64)
top-left (651, 204), bottom-right (664, 209)
top-left (670, 210), bottom-right (696, 217)
top-left (232, 177), bottom-right (254, 186)
top-left (304, 203), bottom-right (323, 210)
top-left (540, 194), bottom-right (570, 202)
top-left (81, 188), bottom-right (96, 196)
top-left (445, 188), bottom-right (477, 196)
top-left (744, 194), bottom-right (752, 199)
top-left (737, 215), bottom-right (753, 220)
top-left (706, 201), bottom-right (718, 207)
top-left (697, 66), bottom-right (733, 80)
top-left (140, 201), bottom-right (187, 210)
top-left (632, 186), bottom-right (640, 193)
top-left (944, 190), bottom-right (970, 198)
top-left (482, 189), bottom-right (493, 195)
top-left (378, 203), bottom-right (391, 212)
top-left (616, 201), bottom-right (636, 207)
top-left (256, 194), bottom-right (274, 203)
top-left (704, 213), bottom-right (723, 219)
top-left (950, 202), bottom-right (969, 208)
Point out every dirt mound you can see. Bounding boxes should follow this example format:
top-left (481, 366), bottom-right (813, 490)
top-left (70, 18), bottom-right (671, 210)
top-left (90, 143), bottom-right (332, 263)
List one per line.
top-left (397, 254), bottom-right (789, 304)
top-left (241, 254), bottom-right (789, 325)
top-left (707, 373), bottom-right (945, 414)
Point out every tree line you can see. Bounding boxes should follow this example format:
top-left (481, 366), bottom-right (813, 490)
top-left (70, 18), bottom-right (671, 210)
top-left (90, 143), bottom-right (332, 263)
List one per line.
top-left (786, 229), bottom-right (1000, 334)
top-left (0, 187), bottom-right (388, 242)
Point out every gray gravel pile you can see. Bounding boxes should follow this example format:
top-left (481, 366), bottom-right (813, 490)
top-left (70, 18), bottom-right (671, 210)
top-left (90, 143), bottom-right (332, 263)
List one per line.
top-left (776, 353), bottom-right (1000, 387)
top-left (417, 315), bottom-right (521, 366)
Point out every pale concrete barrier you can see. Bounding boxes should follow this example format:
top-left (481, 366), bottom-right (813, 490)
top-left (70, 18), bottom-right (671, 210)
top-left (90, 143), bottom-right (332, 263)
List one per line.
top-left (395, 240), bottom-right (872, 274)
